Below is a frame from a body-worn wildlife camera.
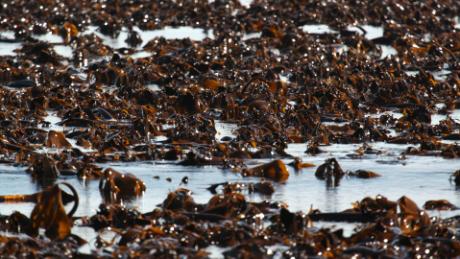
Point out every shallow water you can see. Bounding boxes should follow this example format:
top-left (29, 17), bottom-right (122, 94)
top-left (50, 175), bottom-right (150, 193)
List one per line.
top-left (214, 120), bottom-right (238, 141)
top-left (1, 93), bottom-right (460, 257)
top-left (83, 26), bottom-right (213, 50)
top-left (1, 21), bottom-right (460, 254)
top-left (380, 45), bottom-right (398, 58)
top-left (0, 26), bottom-right (458, 218)
top-left (302, 24), bottom-right (337, 34)
top-left (0, 41), bottom-right (21, 56)
top-left (2, 141), bottom-right (460, 219)
top-left (347, 25), bottom-right (384, 40)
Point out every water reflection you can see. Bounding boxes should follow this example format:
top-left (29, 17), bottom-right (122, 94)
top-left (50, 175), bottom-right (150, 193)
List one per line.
top-left (83, 26), bottom-right (214, 50)
top-left (0, 41), bottom-right (21, 56)
top-left (1, 141), bottom-right (460, 221)
top-left (302, 24), bottom-right (337, 34)
top-left (347, 25), bottom-right (383, 40)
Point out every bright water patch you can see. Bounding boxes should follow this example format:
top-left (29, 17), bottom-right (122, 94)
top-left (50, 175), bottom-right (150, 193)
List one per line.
top-left (134, 26), bottom-right (214, 42)
top-left (242, 32), bottom-right (261, 40)
top-left (0, 31), bottom-right (21, 56)
top-left (347, 25), bottom-right (384, 40)
top-left (2, 141), bottom-right (460, 220)
top-left (32, 32), bottom-right (63, 44)
top-left (83, 26), bottom-right (214, 50)
top-left (431, 70), bottom-right (451, 81)
top-left (380, 45), bottom-right (398, 58)
top-left (146, 84), bottom-right (160, 91)
top-left (130, 51), bottom-right (152, 59)
top-left (239, 0), bottom-right (253, 7)
top-left (0, 42), bottom-right (21, 56)
top-left (41, 111), bottom-right (65, 132)
top-left (302, 24), bottom-right (337, 34)
top-left (54, 45), bottom-right (73, 59)
top-left (0, 31), bottom-right (15, 40)
top-left (215, 120), bottom-right (238, 141)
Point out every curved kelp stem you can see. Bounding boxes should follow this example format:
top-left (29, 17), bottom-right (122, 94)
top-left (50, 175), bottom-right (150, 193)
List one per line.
top-left (58, 182), bottom-right (79, 217)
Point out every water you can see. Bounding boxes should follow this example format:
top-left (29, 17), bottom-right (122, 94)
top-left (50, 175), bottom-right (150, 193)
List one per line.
top-left (242, 32), bottom-right (261, 41)
top-left (215, 120), bottom-right (238, 141)
top-left (83, 26), bottom-right (213, 51)
top-left (239, 0), bottom-right (253, 7)
top-left (0, 41), bottom-right (21, 56)
top-left (54, 45), bottom-right (73, 59)
top-left (1, 141), bottom-right (460, 218)
top-left (299, 24), bottom-right (397, 59)
top-left (0, 27), bottom-right (457, 217)
top-left (302, 24), bottom-right (383, 40)
top-left (347, 25), bottom-right (384, 40)
top-left (146, 84), bottom-right (161, 92)
top-left (32, 32), bottom-right (63, 44)
top-left (284, 143), bottom-right (460, 212)
top-left (1, 86), bottom-right (460, 255)
top-left (380, 45), bottom-right (398, 58)
top-left (0, 25), bottom-right (213, 59)
top-left (1, 22), bottom-right (460, 255)
top-left (302, 24), bottom-right (337, 34)
top-left (130, 51), bottom-right (152, 59)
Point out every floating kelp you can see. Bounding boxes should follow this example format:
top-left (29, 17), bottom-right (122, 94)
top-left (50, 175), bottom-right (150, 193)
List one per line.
top-left (99, 168), bottom-right (146, 202)
top-left (0, 183), bottom-right (78, 240)
top-left (315, 158), bottom-right (345, 187)
top-left (242, 160), bottom-right (289, 182)
top-left (0, 0), bottom-right (459, 257)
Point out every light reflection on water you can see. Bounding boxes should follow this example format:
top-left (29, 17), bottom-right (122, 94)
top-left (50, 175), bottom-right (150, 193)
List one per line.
top-left (2, 142), bottom-right (460, 219)
top-left (0, 25), bottom-right (459, 218)
top-left (0, 41), bottom-right (21, 56)
top-left (347, 25), bottom-right (383, 39)
top-left (83, 26), bottom-right (214, 50)
top-left (0, 16), bottom-right (459, 255)
top-left (302, 24), bottom-right (337, 34)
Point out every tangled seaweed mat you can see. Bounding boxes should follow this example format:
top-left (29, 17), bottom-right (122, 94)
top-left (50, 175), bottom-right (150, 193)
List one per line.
top-left (1, 0), bottom-right (460, 257)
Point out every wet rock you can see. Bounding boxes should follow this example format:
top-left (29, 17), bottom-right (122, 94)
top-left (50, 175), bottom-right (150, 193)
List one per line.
top-left (204, 192), bottom-right (247, 217)
top-left (280, 207), bottom-right (304, 233)
top-left (0, 212), bottom-right (36, 236)
top-left (352, 195), bottom-right (397, 214)
top-left (398, 196), bottom-right (431, 236)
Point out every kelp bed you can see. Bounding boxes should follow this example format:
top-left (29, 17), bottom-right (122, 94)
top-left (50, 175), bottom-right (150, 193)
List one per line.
top-left (0, 0), bottom-right (460, 258)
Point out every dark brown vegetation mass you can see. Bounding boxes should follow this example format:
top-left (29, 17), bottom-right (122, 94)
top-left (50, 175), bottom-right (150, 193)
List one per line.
top-left (0, 0), bottom-right (460, 257)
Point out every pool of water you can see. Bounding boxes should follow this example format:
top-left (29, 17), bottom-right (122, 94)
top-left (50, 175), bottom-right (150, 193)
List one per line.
top-left (1, 141), bottom-right (459, 219)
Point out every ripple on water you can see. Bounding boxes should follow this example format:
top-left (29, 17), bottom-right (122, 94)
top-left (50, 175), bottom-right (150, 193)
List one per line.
top-left (1, 142), bottom-right (460, 220)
